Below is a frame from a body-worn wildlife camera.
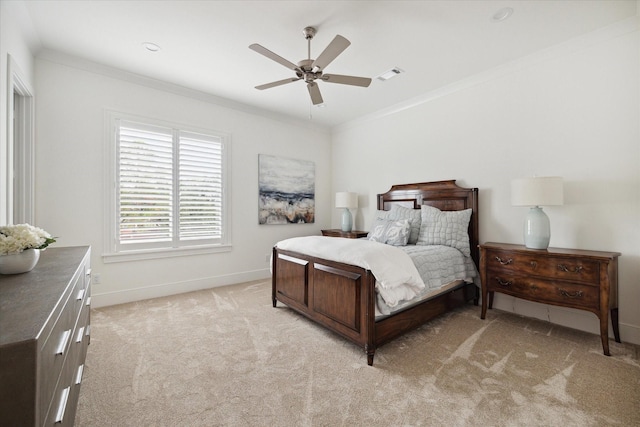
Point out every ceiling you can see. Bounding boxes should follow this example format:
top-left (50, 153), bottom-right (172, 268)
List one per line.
top-left (20, 0), bottom-right (637, 129)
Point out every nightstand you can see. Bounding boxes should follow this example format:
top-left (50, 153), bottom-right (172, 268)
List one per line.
top-left (321, 229), bottom-right (368, 239)
top-left (479, 242), bottom-right (621, 356)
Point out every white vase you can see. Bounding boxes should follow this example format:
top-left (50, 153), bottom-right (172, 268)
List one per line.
top-left (0, 249), bottom-right (40, 274)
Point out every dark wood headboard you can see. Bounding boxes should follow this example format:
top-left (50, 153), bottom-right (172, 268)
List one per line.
top-left (377, 180), bottom-right (479, 268)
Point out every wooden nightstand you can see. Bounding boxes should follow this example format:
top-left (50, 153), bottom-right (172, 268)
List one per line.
top-left (321, 229), bottom-right (368, 239)
top-left (479, 242), bottom-right (621, 356)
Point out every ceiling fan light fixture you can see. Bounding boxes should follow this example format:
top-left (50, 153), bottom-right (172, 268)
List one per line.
top-left (376, 67), bottom-right (404, 81)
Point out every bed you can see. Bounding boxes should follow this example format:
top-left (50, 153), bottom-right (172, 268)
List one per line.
top-left (271, 180), bottom-right (479, 365)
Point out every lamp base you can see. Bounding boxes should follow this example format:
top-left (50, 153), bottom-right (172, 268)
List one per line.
top-left (524, 206), bottom-right (550, 249)
top-left (341, 208), bottom-right (353, 232)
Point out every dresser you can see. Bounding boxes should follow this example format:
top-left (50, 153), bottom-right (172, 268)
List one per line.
top-left (0, 246), bottom-right (91, 426)
top-left (479, 242), bottom-right (620, 356)
top-left (321, 229), bottom-right (369, 239)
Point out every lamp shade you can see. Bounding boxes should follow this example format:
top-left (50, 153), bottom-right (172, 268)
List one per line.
top-left (335, 192), bottom-right (358, 209)
top-left (511, 177), bottom-right (563, 207)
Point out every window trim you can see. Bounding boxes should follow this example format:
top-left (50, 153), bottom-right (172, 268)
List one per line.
top-left (103, 110), bottom-right (231, 263)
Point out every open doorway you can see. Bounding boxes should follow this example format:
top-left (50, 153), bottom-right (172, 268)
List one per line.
top-left (7, 55), bottom-right (34, 224)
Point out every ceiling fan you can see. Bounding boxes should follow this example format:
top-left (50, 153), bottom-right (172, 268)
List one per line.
top-left (249, 27), bottom-right (372, 105)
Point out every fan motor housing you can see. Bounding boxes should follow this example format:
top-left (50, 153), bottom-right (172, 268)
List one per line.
top-left (297, 59), bottom-right (322, 82)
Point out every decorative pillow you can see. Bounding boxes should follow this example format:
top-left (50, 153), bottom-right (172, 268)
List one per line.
top-left (416, 205), bottom-right (472, 257)
top-left (374, 205), bottom-right (421, 244)
top-left (367, 218), bottom-right (410, 246)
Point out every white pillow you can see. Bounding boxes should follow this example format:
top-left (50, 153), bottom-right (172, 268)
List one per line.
top-left (374, 205), bottom-right (421, 244)
top-left (416, 205), bottom-right (472, 256)
top-left (367, 218), bottom-right (410, 246)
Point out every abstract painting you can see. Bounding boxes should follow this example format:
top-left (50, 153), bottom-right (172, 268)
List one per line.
top-left (258, 154), bottom-right (315, 224)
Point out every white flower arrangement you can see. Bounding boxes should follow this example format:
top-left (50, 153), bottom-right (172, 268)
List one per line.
top-left (0, 224), bottom-right (56, 255)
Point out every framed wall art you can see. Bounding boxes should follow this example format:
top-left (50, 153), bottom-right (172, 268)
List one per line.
top-left (258, 154), bottom-right (315, 224)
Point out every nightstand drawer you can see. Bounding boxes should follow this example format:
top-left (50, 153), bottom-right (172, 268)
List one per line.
top-left (485, 272), bottom-right (599, 310)
top-left (485, 249), bottom-right (600, 285)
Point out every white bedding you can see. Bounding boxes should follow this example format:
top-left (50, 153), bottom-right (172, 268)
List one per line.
top-left (275, 236), bottom-right (477, 316)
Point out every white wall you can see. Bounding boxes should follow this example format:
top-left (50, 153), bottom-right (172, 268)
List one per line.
top-left (332, 17), bottom-right (640, 345)
top-left (34, 57), bottom-right (331, 307)
top-left (0, 1), bottom-right (37, 224)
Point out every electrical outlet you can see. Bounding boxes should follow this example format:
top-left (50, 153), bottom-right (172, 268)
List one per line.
top-left (93, 273), bottom-right (101, 284)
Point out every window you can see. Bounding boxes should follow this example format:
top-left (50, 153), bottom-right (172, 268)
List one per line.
top-left (105, 112), bottom-right (230, 261)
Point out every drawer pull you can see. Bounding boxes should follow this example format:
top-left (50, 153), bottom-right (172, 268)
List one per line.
top-left (530, 261), bottom-right (537, 269)
top-left (76, 326), bottom-right (85, 343)
top-left (495, 256), bottom-right (513, 265)
top-left (55, 329), bottom-right (72, 356)
top-left (76, 364), bottom-right (84, 385)
top-left (54, 386), bottom-right (70, 424)
top-left (495, 278), bottom-right (512, 287)
top-left (77, 288), bottom-right (85, 301)
top-left (558, 264), bottom-right (584, 274)
top-left (86, 296), bottom-right (91, 306)
top-left (559, 289), bottom-right (583, 299)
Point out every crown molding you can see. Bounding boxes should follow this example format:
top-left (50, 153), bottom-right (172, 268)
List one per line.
top-left (36, 49), bottom-right (330, 135)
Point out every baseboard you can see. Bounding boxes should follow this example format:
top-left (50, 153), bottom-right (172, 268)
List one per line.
top-left (491, 294), bottom-right (640, 346)
top-left (91, 268), bottom-right (271, 308)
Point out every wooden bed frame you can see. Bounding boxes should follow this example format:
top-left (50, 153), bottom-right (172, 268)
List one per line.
top-left (271, 180), bottom-right (479, 365)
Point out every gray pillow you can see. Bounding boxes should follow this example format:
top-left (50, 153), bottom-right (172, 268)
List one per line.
top-left (374, 205), bottom-right (421, 244)
top-left (367, 218), bottom-right (410, 246)
top-left (416, 205), bottom-right (472, 256)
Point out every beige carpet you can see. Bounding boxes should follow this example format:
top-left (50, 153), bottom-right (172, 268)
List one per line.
top-left (76, 280), bottom-right (640, 426)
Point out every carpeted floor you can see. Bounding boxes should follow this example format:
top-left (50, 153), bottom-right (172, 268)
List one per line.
top-left (75, 280), bottom-right (640, 426)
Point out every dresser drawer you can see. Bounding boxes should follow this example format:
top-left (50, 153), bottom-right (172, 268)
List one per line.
top-left (75, 296), bottom-right (91, 361)
top-left (485, 249), bottom-right (600, 285)
top-left (38, 294), bottom-right (75, 423)
top-left (38, 266), bottom-right (86, 424)
top-left (44, 345), bottom-right (78, 427)
top-left (486, 271), bottom-right (599, 310)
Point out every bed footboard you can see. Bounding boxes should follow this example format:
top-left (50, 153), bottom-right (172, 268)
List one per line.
top-left (272, 247), bottom-right (378, 363)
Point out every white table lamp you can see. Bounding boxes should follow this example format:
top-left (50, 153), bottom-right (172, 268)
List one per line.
top-left (511, 177), bottom-right (563, 249)
top-left (335, 192), bottom-right (358, 232)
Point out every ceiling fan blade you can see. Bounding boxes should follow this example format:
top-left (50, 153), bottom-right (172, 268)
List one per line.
top-left (255, 77), bottom-right (301, 90)
top-left (311, 35), bottom-right (350, 71)
top-left (249, 43), bottom-right (299, 71)
top-left (322, 74), bottom-right (372, 87)
top-left (307, 82), bottom-right (323, 105)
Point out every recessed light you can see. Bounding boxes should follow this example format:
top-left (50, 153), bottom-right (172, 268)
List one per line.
top-left (376, 67), bottom-right (404, 82)
top-left (142, 42), bottom-right (161, 52)
top-left (491, 7), bottom-right (514, 22)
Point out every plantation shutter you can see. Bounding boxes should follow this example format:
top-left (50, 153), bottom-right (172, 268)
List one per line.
top-left (178, 131), bottom-right (223, 240)
top-left (115, 119), bottom-right (224, 249)
top-left (118, 121), bottom-right (174, 243)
